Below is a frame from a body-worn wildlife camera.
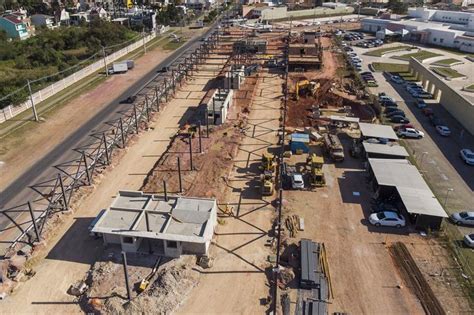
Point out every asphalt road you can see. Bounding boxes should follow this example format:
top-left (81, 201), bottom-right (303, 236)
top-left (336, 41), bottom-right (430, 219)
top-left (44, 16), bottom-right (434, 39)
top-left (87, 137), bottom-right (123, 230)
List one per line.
top-left (0, 25), bottom-right (218, 230)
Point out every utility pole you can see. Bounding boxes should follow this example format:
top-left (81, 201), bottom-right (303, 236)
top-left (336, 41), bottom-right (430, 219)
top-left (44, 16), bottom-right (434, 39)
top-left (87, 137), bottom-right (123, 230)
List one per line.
top-left (27, 80), bottom-right (39, 122)
top-left (142, 28), bottom-right (147, 54)
top-left (121, 251), bottom-right (131, 302)
top-left (102, 46), bottom-right (108, 77)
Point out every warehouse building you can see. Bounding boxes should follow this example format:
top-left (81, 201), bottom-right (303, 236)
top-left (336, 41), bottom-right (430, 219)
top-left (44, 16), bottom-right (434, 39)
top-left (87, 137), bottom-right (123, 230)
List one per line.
top-left (368, 159), bottom-right (448, 230)
top-left (362, 142), bottom-right (409, 159)
top-left (91, 191), bottom-right (217, 257)
top-left (361, 7), bottom-right (474, 53)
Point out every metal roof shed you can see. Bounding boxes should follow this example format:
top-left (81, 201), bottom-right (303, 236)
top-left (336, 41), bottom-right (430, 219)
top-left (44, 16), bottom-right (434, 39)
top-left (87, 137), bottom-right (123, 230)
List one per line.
top-left (368, 159), bottom-right (447, 230)
top-left (291, 133), bottom-right (310, 154)
top-left (362, 142), bottom-right (409, 159)
top-left (359, 123), bottom-right (398, 141)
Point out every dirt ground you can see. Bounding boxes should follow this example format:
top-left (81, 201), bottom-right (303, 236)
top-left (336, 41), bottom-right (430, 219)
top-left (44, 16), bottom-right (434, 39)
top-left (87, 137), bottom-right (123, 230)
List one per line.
top-left (0, 33), bottom-right (204, 191)
top-left (0, 50), bottom-right (228, 313)
top-left (280, 136), bottom-right (471, 314)
top-left (176, 70), bottom-right (283, 314)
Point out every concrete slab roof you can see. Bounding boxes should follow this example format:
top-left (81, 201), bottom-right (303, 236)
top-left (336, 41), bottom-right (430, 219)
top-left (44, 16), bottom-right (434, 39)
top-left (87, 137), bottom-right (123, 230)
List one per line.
top-left (359, 123), bottom-right (398, 141)
top-left (92, 191), bottom-right (217, 243)
top-left (362, 142), bottom-right (409, 157)
top-left (369, 159), bottom-right (447, 218)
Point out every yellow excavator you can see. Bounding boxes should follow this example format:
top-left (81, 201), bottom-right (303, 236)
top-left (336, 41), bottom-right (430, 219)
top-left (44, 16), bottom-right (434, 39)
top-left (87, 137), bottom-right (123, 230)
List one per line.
top-left (295, 80), bottom-right (320, 101)
top-left (307, 153), bottom-right (326, 187)
top-left (261, 153), bottom-right (276, 172)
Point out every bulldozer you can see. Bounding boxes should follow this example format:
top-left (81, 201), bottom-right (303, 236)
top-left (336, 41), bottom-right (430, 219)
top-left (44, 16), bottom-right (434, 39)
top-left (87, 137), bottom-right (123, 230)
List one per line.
top-left (261, 171), bottom-right (274, 196)
top-left (295, 80), bottom-right (320, 101)
top-left (260, 152), bottom-right (275, 196)
top-left (260, 153), bottom-right (276, 172)
top-left (307, 153), bottom-right (326, 187)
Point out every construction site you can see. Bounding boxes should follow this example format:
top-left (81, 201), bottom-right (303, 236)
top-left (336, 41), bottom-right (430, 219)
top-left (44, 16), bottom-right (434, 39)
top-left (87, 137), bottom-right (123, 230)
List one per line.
top-left (0, 14), bottom-right (472, 315)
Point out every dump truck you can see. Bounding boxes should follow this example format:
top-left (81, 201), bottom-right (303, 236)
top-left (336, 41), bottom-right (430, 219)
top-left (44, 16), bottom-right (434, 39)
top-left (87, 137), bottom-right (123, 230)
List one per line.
top-left (323, 134), bottom-right (344, 162)
top-left (307, 153), bottom-right (326, 187)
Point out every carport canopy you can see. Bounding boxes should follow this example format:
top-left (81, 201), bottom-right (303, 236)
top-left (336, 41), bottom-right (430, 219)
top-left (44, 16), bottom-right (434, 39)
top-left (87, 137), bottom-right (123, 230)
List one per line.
top-left (369, 158), bottom-right (448, 218)
top-left (362, 142), bottom-right (409, 158)
top-left (359, 123), bottom-right (398, 141)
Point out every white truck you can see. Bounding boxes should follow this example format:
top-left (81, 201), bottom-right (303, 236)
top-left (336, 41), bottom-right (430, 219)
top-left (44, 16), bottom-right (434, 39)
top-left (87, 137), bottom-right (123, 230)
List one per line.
top-left (109, 61), bottom-right (128, 74)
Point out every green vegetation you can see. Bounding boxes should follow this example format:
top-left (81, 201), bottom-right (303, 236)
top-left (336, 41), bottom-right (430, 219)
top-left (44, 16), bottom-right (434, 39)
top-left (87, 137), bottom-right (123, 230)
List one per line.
top-left (393, 50), bottom-right (441, 61)
top-left (156, 4), bottom-right (188, 26)
top-left (431, 58), bottom-right (462, 66)
top-left (464, 83), bottom-right (474, 91)
top-left (397, 71), bottom-right (417, 81)
top-left (371, 62), bottom-right (409, 72)
top-left (162, 39), bottom-right (186, 51)
top-left (387, 0), bottom-right (410, 14)
top-left (0, 20), bottom-right (137, 109)
top-left (365, 45), bottom-right (413, 57)
top-left (431, 67), bottom-right (466, 79)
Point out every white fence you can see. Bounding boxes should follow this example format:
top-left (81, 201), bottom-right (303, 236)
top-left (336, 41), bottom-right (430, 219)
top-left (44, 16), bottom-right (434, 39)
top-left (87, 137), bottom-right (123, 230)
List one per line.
top-left (0, 33), bottom-right (157, 124)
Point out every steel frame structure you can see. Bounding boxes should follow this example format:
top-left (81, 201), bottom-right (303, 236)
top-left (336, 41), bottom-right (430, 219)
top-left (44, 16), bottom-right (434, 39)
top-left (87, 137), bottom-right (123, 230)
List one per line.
top-left (0, 31), bottom-right (220, 256)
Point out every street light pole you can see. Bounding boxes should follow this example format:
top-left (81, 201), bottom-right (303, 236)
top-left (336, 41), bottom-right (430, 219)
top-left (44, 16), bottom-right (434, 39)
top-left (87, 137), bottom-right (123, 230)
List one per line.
top-left (444, 188), bottom-right (454, 208)
top-left (102, 46), bottom-right (108, 77)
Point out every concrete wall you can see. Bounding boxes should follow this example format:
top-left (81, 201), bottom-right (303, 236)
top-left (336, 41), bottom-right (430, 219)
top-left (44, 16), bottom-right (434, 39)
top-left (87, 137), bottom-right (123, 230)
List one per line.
top-left (181, 241), bottom-right (207, 254)
top-left (285, 7), bottom-right (354, 20)
top-left (408, 58), bottom-right (474, 136)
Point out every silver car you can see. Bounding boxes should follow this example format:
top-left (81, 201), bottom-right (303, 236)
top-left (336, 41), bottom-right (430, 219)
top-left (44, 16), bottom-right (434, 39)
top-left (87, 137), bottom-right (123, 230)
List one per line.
top-left (464, 234), bottom-right (474, 248)
top-left (450, 211), bottom-right (474, 226)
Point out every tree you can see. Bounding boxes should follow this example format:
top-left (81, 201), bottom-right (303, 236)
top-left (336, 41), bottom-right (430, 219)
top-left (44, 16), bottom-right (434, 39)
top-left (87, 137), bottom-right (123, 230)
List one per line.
top-left (388, 0), bottom-right (408, 15)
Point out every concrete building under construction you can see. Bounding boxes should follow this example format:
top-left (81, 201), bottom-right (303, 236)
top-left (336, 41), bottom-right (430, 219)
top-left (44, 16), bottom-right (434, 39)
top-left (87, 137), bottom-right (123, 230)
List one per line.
top-left (204, 88), bottom-right (234, 125)
top-left (233, 39), bottom-right (267, 54)
top-left (288, 43), bottom-right (322, 71)
top-left (91, 191), bottom-right (217, 258)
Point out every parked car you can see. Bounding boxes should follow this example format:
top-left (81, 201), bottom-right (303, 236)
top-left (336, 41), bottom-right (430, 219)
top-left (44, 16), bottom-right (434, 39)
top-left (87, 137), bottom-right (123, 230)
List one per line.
top-left (393, 123), bottom-right (415, 131)
top-left (463, 234), bottom-right (474, 248)
top-left (384, 106), bottom-right (400, 114)
top-left (369, 211), bottom-right (406, 228)
top-left (422, 108), bottom-right (434, 116)
top-left (429, 115), bottom-right (445, 127)
top-left (397, 128), bottom-right (424, 139)
top-left (291, 173), bottom-right (305, 190)
top-left (391, 115), bottom-right (410, 123)
top-left (414, 92), bottom-right (433, 99)
top-left (415, 99), bottom-right (427, 109)
top-left (450, 211), bottom-right (474, 226)
top-left (435, 125), bottom-right (451, 136)
top-left (390, 75), bottom-right (404, 84)
top-left (460, 149), bottom-right (474, 165)
top-left (386, 110), bottom-right (406, 118)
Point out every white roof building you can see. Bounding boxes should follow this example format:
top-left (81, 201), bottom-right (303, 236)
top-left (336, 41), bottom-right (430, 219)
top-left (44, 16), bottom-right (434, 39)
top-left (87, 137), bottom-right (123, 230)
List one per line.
top-left (361, 7), bottom-right (474, 52)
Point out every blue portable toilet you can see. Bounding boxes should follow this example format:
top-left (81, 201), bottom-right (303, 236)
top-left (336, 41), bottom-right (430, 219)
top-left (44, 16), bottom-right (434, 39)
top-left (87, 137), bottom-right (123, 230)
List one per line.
top-left (290, 133), bottom-right (310, 154)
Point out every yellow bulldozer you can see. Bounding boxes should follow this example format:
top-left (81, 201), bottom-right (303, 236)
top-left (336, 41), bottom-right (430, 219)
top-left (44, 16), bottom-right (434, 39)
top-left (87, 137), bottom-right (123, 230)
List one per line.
top-left (260, 153), bottom-right (276, 172)
top-left (307, 153), bottom-right (326, 187)
top-left (295, 80), bottom-right (320, 101)
top-left (260, 153), bottom-right (275, 196)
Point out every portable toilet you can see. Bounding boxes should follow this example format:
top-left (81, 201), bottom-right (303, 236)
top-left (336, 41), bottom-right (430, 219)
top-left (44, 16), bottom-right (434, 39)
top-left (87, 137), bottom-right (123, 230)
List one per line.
top-left (290, 133), bottom-right (310, 154)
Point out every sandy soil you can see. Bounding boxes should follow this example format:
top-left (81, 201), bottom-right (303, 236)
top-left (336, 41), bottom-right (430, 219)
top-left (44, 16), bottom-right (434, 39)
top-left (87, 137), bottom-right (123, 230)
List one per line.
top-left (0, 46), bottom-right (174, 190)
top-left (0, 52), bottom-right (228, 314)
top-left (283, 151), bottom-right (425, 314)
top-left (176, 70), bottom-right (284, 314)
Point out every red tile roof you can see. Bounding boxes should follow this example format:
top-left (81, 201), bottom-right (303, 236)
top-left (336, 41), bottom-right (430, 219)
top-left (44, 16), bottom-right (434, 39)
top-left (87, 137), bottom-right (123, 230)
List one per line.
top-left (2, 15), bottom-right (23, 24)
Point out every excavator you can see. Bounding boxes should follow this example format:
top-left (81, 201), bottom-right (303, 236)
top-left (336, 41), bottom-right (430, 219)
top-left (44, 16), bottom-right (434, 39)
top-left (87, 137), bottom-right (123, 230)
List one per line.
top-left (295, 80), bottom-right (320, 101)
top-left (307, 153), bottom-right (326, 187)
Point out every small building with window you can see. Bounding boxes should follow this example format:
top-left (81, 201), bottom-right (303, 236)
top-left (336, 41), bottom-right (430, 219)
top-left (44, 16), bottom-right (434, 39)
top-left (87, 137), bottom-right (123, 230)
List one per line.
top-left (91, 190), bottom-right (217, 257)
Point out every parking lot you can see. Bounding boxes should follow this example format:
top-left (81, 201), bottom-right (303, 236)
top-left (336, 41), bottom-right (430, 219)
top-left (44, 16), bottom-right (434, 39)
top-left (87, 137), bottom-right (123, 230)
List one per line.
top-left (348, 42), bottom-right (474, 237)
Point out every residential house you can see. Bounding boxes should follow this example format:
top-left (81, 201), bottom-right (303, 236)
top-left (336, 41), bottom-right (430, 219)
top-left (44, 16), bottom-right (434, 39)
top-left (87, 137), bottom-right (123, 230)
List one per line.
top-left (31, 14), bottom-right (56, 29)
top-left (0, 15), bottom-right (30, 40)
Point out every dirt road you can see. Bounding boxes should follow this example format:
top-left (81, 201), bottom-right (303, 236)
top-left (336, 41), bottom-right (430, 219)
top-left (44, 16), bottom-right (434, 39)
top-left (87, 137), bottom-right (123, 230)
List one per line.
top-left (0, 53), bottom-right (226, 314)
top-left (177, 71), bottom-right (284, 314)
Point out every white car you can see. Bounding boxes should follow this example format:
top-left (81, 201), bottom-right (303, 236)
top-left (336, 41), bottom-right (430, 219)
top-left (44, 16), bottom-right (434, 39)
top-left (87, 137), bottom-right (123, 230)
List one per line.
top-left (435, 125), bottom-right (451, 136)
top-left (464, 234), bottom-right (474, 248)
top-left (460, 149), bottom-right (474, 165)
top-left (291, 173), bottom-right (305, 190)
top-left (369, 211), bottom-right (406, 228)
top-left (450, 211), bottom-right (474, 226)
top-left (397, 128), bottom-right (424, 139)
